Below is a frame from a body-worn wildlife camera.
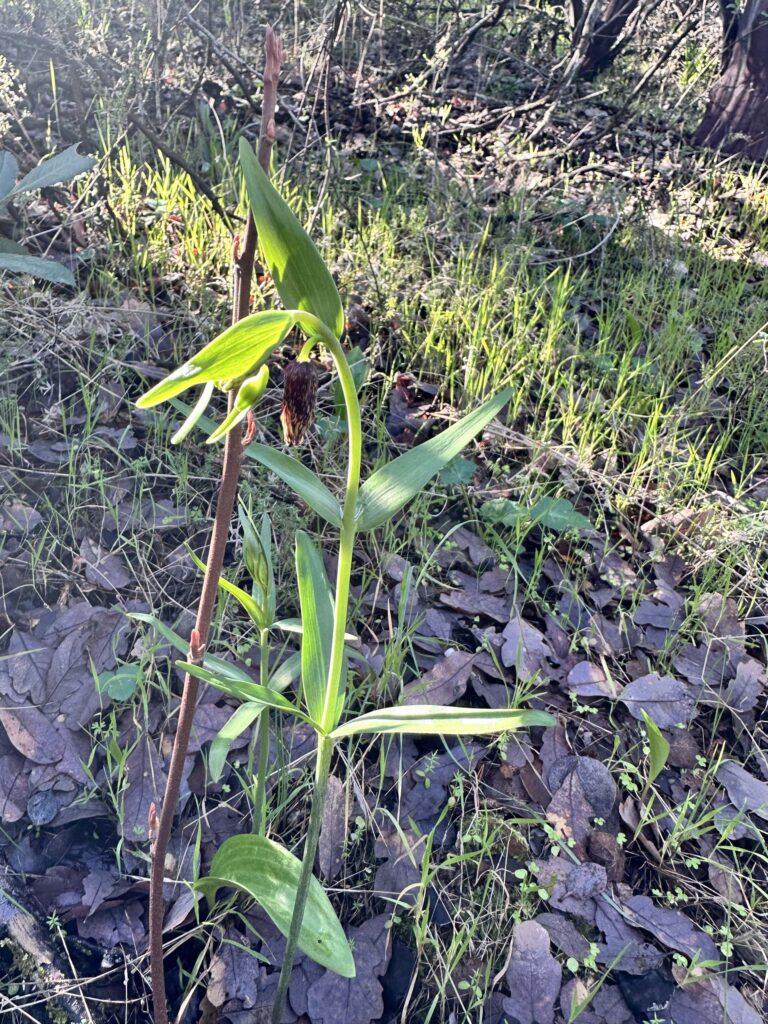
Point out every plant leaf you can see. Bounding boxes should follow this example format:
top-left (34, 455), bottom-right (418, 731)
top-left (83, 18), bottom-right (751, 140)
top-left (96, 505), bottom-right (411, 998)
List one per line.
top-left (128, 612), bottom-right (255, 686)
top-left (295, 531), bottom-right (334, 722)
top-left (171, 382), bottom-right (215, 444)
top-left (269, 651), bottom-right (302, 693)
top-left (136, 310), bottom-right (295, 408)
top-left (177, 661), bottom-right (313, 722)
top-left (239, 507), bottom-right (276, 624)
top-left (187, 549), bottom-right (266, 629)
top-left (11, 144), bottom-right (95, 196)
top-left (355, 387), bottom-right (513, 531)
top-left (245, 442), bottom-right (342, 527)
top-left (274, 618), bottom-right (358, 642)
top-left (0, 151), bottom-right (19, 202)
top-left (0, 235), bottom-right (28, 256)
top-left (209, 703), bottom-right (264, 781)
top-left (199, 834), bottom-right (355, 977)
top-left (165, 403), bottom-right (344, 533)
top-left (641, 709), bottom-right (670, 787)
top-left (239, 138), bottom-right (344, 339)
top-left (529, 496), bottom-right (591, 532)
top-left (331, 705), bottom-right (554, 738)
top-left (0, 252), bottom-right (75, 285)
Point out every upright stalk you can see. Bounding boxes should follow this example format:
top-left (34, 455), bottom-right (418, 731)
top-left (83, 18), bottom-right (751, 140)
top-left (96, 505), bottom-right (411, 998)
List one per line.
top-left (148, 29), bottom-right (281, 1024)
top-left (271, 320), bottom-right (362, 1024)
top-left (250, 627), bottom-right (272, 834)
top-left (148, 295), bottom-right (248, 1024)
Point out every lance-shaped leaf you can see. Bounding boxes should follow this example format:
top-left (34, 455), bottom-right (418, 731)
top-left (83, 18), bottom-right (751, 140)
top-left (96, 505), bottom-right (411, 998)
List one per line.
top-left (240, 138), bottom-right (344, 339)
top-left (136, 310), bottom-right (295, 408)
top-left (641, 709), bottom-right (670, 787)
top-left (177, 661), bottom-right (313, 723)
top-left (165, 401), bottom-right (343, 530)
top-left (268, 651), bottom-right (302, 692)
top-left (187, 548), bottom-right (266, 629)
top-left (129, 612), bottom-right (255, 686)
top-left (274, 618), bottom-right (357, 642)
top-left (10, 144), bottom-right (95, 197)
top-left (331, 704), bottom-right (554, 738)
top-left (355, 387), bottom-right (513, 531)
top-left (240, 508), bottom-right (276, 625)
top-left (171, 382), bottom-right (215, 444)
top-left (199, 834), bottom-right (355, 977)
top-left (245, 442), bottom-right (342, 527)
top-left (209, 703), bottom-right (265, 781)
top-left (296, 531), bottom-right (335, 722)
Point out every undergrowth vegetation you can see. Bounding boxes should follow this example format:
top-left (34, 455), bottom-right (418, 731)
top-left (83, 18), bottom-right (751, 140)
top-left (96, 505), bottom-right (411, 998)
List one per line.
top-left (0, 1), bottom-right (767, 1023)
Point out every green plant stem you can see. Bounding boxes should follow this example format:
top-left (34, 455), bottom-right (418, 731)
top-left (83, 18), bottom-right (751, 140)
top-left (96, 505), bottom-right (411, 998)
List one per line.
top-left (251, 627), bottom-right (271, 834)
top-left (270, 733), bottom-right (333, 1022)
top-left (270, 317), bottom-right (362, 1024)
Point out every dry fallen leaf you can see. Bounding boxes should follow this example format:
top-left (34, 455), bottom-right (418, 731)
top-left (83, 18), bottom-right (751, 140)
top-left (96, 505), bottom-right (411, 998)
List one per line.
top-left (619, 673), bottom-right (695, 729)
top-left (502, 920), bottom-right (562, 1024)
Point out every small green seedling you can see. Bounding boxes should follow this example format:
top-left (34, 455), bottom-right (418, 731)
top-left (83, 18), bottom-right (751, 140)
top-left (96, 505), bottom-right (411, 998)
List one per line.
top-left (0, 144), bottom-right (95, 285)
top-left (136, 136), bottom-right (554, 1021)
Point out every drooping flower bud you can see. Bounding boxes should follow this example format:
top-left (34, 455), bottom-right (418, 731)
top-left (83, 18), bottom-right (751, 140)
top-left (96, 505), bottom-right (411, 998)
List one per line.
top-left (206, 365), bottom-right (269, 444)
top-left (281, 360), bottom-right (318, 445)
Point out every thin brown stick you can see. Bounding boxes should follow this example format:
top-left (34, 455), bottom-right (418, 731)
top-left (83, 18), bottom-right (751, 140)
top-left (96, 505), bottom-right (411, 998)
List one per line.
top-left (147, 28), bottom-right (282, 1024)
top-left (127, 111), bottom-right (233, 226)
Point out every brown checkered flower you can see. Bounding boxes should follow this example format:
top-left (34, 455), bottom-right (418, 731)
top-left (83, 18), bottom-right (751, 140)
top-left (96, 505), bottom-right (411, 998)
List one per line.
top-left (281, 360), bottom-right (318, 445)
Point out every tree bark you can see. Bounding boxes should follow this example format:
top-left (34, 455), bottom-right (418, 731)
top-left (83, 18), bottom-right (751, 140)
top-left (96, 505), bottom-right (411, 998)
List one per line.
top-left (574, 0), bottom-right (640, 79)
top-left (693, 0), bottom-right (768, 159)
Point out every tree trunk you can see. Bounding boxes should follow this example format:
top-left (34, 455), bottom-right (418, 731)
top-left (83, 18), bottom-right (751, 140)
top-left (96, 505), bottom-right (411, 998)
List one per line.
top-left (693, 0), bottom-right (768, 159)
top-left (575, 0), bottom-right (640, 79)
top-left (718, 0), bottom-right (741, 70)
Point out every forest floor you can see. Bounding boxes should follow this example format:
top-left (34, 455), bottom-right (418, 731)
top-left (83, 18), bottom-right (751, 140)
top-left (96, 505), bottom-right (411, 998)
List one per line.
top-left (0, 3), bottom-right (767, 1024)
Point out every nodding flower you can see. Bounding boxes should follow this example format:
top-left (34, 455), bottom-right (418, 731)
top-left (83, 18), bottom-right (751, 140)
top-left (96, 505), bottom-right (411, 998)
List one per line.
top-left (281, 360), bottom-right (318, 445)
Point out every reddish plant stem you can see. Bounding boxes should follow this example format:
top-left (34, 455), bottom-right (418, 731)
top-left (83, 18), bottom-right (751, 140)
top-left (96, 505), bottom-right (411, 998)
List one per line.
top-left (147, 29), bottom-right (281, 1024)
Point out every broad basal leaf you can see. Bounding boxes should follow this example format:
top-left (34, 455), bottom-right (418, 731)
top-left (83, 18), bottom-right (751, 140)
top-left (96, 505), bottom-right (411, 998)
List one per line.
top-left (136, 310), bottom-right (295, 408)
top-left (331, 704), bottom-right (554, 738)
top-left (355, 387), bottom-right (513, 531)
top-left (10, 144), bottom-right (95, 196)
top-left (240, 138), bottom-right (344, 339)
top-left (246, 442), bottom-right (342, 527)
top-left (199, 834), bottom-right (355, 977)
top-left (295, 530), bottom-right (334, 722)
top-left (0, 252), bottom-right (75, 286)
